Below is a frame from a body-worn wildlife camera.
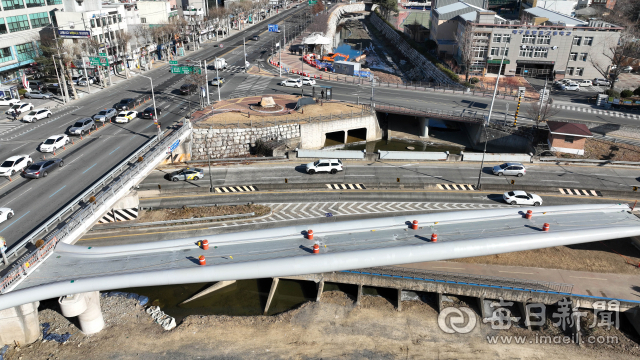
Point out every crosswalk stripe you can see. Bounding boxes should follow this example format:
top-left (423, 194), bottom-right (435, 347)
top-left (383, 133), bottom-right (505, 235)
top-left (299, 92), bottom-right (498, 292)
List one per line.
top-left (325, 184), bottom-right (366, 190)
top-left (558, 188), bottom-right (601, 197)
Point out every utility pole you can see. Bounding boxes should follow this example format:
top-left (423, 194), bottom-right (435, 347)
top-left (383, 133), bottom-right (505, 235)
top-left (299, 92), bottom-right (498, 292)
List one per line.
top-left (243, 37), bottom-right (247, 73)
top-left (477, 53), bottom-right (506, 190)
top-left (51, 55), bottom-right (65, 104)
top-left (204, 59), bottom-right (210, 105)
top-left (58, 58), bottom-right (70, 103)
top-left (215, 56), bottom-right (220, 101)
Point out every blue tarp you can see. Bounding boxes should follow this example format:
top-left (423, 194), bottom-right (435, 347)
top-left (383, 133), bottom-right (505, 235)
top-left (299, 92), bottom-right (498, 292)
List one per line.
top-left (41, 323), bottom-right (72, 343)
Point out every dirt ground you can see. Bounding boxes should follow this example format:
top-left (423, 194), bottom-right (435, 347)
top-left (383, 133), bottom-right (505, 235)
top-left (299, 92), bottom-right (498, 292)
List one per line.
top-left (452, 238), bottom-right (640, 275)
top-left (7, 291), bottom-right (640, 360)
top-left (557, 138), bottom-right (640, 162)
top-left (136, 204), bottom-right (271, 223)
top-left (475, 76), bottom-right (538, 100)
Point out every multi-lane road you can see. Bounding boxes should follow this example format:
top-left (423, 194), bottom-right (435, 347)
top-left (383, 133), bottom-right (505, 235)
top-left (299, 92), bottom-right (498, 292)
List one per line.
top-left (0, 6), bottom-right (307, 251)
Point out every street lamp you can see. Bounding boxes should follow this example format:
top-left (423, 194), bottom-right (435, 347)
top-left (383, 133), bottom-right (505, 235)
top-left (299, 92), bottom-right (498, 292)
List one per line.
top-left (476, 53), bottom-right (506, 190)
top-left (140, 74), bottom-right (161, 139)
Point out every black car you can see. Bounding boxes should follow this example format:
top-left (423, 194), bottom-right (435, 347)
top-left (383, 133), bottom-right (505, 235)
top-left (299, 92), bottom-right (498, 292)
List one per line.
top-left (180, 84), bottom-right (197, 95)
top-left (24, 158), bottom-right (64, 179)
top-left (115, 98), bottom-right (136, 111)
top-left (252, 35), bottom-right (260, 41)
top-left (46, 83), bottom-right (73, 95)
top-left (140, 107), bottom-right (162, 119)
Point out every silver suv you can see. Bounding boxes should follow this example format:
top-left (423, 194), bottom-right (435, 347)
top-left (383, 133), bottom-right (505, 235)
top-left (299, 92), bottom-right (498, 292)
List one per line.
top-left (68, 117), bottom-right (96, 136)
top-left (492, 162), bottom-right (526, 177)
top-left (305, 159), bottom-right (343, 174)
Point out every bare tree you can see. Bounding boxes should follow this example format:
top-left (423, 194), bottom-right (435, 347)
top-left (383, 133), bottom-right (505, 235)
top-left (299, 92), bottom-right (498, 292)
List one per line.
top-left (455, 22), bottom-right (475, 82)
top-left (525, 99), bottom-right (560, 126)
top-left (589, 24), bottom-right (640, 90)
top-left (59, 42), bottom-right (80, 100)
top-left (114, 30), bottom-right (133, 78)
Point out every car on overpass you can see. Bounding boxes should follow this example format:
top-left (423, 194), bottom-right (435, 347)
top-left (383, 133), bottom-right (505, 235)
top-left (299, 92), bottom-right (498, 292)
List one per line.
top-left (492, 163), bottom-right (526, 177)
top-left (22, 108), bottom-right (52, 122)
top-left (305, 159), bottom-right (343, 174)
top-left (503, 190), bottom-right (542, 206)
top-left (140, 107), bottom-right (162, 119)
top-left (280, 78), bottom-right (302, 88)
top-left (170, 168), bottom-right (204, 181)
top-left (24, 158), bottom-right (64, 179)
top-left (0, 155), bottom-right (32, 177)
top-left (115, 111), bottom-right (137, 123)
top-left (93, 108), bottom-right (117, 122)
top-left (39, 135), bottom-right (69, 153)
top-left (68, 118), bottom-right (96, 136)
top-left (0, 207), bottom-right (14, 224)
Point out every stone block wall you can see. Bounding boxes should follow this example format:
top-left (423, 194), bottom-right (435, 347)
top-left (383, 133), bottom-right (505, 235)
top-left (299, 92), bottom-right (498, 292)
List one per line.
top-left (191, 124), bottom-right (301, 159)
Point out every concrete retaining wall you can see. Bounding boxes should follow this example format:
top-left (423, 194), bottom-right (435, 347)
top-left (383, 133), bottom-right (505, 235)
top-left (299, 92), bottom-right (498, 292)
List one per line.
top-left (300, 115), bottom-right (382, 149)
top-left (466, 123), bottom-right (533, 153)
top-left (463, 153), bottom-right (532, 162)
top-left (297, 149), bottom-right (365, 159)
top-left (379, 150), bottom-right (447, 160)
top-left (191, 124), bottom-right (301, 160)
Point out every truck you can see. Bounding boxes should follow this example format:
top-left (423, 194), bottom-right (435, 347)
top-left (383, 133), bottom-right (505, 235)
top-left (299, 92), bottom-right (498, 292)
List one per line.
top-left (209, 58), bottom-right (227, 70)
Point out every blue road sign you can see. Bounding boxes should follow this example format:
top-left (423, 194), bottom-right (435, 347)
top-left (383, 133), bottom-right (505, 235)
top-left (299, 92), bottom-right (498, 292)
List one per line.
top-left (268, 24), bottom-right (279, 32)
top-left (57, 30), bottom-right (91, 38)
top-left (169, 139), bottom-right (180, 152)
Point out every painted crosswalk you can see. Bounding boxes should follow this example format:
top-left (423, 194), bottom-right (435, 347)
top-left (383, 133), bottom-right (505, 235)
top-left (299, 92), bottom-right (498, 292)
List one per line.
top-left (214, 185), bottom-right (258, 193)
top-left (326, 184), bottom-right (366, 190)
top-left (545, 103), bottom-right (640, 119)
top-left (229, 75), bottom-right (272, 98)
top-left (0, 121), bottom-right (25, 136)
top-left (219, 65), bottom-right (246, 74)
top-left (436, 184), bottom-right (476, 191)
top-left (558, 188), bottom-right (602, 196)
top-left (98, 208), bottom-right (139, 223)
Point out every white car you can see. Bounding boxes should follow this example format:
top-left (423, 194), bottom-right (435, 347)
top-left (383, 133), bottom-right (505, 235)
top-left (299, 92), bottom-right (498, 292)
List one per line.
top-left (503, 190), bottom-right (543, 206)
top-left (115, 111), bottom-right (137, 123)
top-left (578, 80), bottom-right (593, 87)
top-left (301, 77), bottom-right (316, 85)
top-left (40, 134), bottom-right (69, 153)
top-left (0, 155), bottom-right (33, 177)
top-left (593, 78), bottom-right (611, 86)
top-left (280, 78), bottom-right (302, 88)
top-left (22, 108), bottom-right (52, 123)
top-left (0, 97), bottom-right (20, 106)
top-left (5, 102), bottom-right (34, 115)
top-left (305, 159), bottom-right (343, 174)
top-left (561, 82), bottom-right (580, 91)
top-left (0, 207), bottom-right (14, 224)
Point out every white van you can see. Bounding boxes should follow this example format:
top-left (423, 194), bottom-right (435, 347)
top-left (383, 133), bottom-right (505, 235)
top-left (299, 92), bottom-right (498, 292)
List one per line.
top-left (578, 79), bottom-right (593, 87)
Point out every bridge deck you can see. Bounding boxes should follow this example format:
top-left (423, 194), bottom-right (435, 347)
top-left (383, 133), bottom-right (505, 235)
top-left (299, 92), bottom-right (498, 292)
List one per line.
top-left (15, 205), bottom-right (640, 291)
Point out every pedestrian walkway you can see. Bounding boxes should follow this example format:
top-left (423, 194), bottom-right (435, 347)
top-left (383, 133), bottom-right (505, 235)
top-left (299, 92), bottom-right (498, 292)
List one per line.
top-left (229, 75), bottom-right (272, 98)
top-left (539, 100), bottom-right (640, 120)
top-left (0, 119), bottom-right (24, 136)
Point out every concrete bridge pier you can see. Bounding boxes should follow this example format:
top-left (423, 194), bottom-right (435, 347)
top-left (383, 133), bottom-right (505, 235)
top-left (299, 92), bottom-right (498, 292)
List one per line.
top-left (418, 117), bottom-right (429, 138)
top-left (0, 301), bottom-right (40, 346)
top-left (263, 278), bottom-right (279, 315)
top-left (396, 289), bottom-right (402, 311)
top-left (356, 284), bottom-right (363, 306)
top-left (58, 291), bottom-right (104, 335)
top-left (316, 280), bottom-right (325, 302)
top-left (518, 302), bottom-right (531, 331)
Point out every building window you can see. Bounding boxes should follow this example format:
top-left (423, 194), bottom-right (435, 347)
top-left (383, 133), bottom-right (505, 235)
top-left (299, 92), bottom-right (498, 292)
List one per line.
top-left (573, 36), bottom-right (582, 45)
top-left (490, 47), bottom-right (499, 56)
top-left (533, 49), bottom-right (548, 58)
top-left (46, 0), bottom-right (62, 4)
top-left (500, 48), bottom-right (509, 56)
top-left (579, 53), bottom-right (588, 61)
top-left (519, 49), bottom-right (533, 57)
top-left (569, 53), bottom-right (577, 61)
top-left (29, 12), bottom-right (49, 29)
top-left (0, 19), bottom-right (6, 35)
top-left (118, 14), bottom-right (122, 22)
top-left (0, 47), bottom-right (12, 63)
top-left (141, 17), bottom-right (146, 23)
top-left (90, 19), bottom-right (95, 28)
top-left (99, 34), bottom-right (103, 42)
top-left (522, 35), bottom-right (535, 44)
top-left (15, 42), bottom-right (35, 62)
top-left (473, 46), bottom-right (487, 58)
top-left (1, 0), bottom-right (23, 10)
top-left (503, 34), bottom-right (510, 43)
top-left (7, 15), bottom-right (30, 32)
top-left (536, 35), bottom-right (551, 45)
top-left (576, 67), bottom-right (584, 76)
top-left (564, 135), bottom-right (574, 143)
top-left (492, 34), bottom-right (502, 43)
top-left (584, 37), bottom-right (593, 46)
top-left (567, 67), bottom-right (574, 75)
top-left (25, 0), bottom-right (44, 7)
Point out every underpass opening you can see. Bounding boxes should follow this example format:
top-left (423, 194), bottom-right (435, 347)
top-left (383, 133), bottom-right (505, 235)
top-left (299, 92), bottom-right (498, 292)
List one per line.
top-left (346, 128), bottom-right (367, 143)
top-left (324, 130), bottom-right (346, 147)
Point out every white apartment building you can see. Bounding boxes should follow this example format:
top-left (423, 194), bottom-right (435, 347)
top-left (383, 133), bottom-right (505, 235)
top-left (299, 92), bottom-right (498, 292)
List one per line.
top-left (0, 0), bottom-right (62, 83)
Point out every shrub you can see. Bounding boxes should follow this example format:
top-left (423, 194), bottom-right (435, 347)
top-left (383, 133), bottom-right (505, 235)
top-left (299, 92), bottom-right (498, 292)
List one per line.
top-left (436, 63), bottom-right (459, 82)
top-left (603, 89), bottom-right (620, 98)
top-left (621, 89), bottom-right (633, 98)
top-left (470, 77), bottom-right (480, 84)
top-left (18, 89), bottom-right (27, 96)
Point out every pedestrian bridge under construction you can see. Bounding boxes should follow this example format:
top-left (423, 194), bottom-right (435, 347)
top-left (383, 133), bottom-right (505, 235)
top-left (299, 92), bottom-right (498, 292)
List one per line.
top-left (2, 203), bottom-right (640, 310)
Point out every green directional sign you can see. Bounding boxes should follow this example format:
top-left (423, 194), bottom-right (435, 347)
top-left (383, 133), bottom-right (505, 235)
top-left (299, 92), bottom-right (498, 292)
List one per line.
top-left (98, 52), bottom-right (107, 57)
top-left (90, 57), bottom-right (109, 66)
top-left (170, 66), bottom-right (201, 74)
top-left (169, 60), bottom-right (178, 65)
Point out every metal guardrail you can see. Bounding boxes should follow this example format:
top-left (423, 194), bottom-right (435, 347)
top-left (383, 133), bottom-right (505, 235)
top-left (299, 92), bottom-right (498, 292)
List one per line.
top-left (371, 100), bottom-right (485, 123)
top-left (346, 266), bottom-right (574, 294)
top-left (0, 122), bottom-right (190, 294)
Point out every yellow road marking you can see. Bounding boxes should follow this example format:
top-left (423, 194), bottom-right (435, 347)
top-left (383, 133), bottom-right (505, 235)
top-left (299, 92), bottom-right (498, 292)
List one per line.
top-left (498, 271), bottom-right (535, 275)
top-left (570, 276), bottom-right (607, 281)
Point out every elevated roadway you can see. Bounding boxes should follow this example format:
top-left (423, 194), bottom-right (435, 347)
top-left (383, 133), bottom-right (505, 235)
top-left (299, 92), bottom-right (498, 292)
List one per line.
top-left (1, 204), bottom-right (639, 309)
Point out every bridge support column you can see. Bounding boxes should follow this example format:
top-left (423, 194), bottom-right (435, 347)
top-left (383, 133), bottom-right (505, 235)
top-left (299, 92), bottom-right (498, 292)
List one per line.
top-left (356, 284), bottom-right (363, 306)
top-left (263, 277), bottom-right (279, 315)
top-left (0, 301), bottom-right (40, 346)
top-left (418, 117), bottom-right (429, 138)
top-left (59, 291), bottom-right (104, 335)
top-left (316, 280), bottom-right (324, 302)
top-left (437, 292), bottom-right (443, 312)
top-left (518, 302), bottom-right (531, 330)
top-left (397, 289), bottom-right (402, 312)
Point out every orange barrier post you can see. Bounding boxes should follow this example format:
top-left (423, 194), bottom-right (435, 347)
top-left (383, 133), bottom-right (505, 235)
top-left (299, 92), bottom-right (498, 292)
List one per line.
top-left (542, 223), bottom-right (550, 232)
top-left (313, 244), bottom-right (320, 254)
top-left (431, 233), bottom-right (437, 242)
top-left (525, 210), bottom-right (533, 219)
top-left (307, 229), bottom-right (314, 240)
top-left (412, 220), bottom-right (418, 230)
top-left (199, 255), bottom-right (206, 265)
top-left (201, 240), bottom-right (209, 250)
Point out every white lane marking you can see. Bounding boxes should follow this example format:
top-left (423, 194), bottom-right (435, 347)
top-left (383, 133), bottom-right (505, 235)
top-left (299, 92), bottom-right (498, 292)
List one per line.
top-left (3, 187), bottom-right (32, 205)
top-left (344, 174), bottom-right (375, 176)
top-left (12, 143), bottom-right (29, 151)
top-left (66, 154), bottom-right (85, 165)
top-left (540, 180), bottom-right (579, 183)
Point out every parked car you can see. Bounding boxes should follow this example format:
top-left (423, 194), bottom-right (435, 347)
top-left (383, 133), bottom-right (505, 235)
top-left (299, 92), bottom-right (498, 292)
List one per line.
top-left (24, 90), bottom-right (53, 99)
top-left (503, 190), bottom-right (543, 206)
top-left (578, 79), bottom-right (593, 87)
top-left (27, 80), bottom-right (46, 92)
top-left (0, 155), bottom-right (32, 177)
top-left (305, 159), bottom-right (343, 174)
top-left (140, 107), bottom-right (162, 119)
top-left (75, 76), bottom-right (95, 86)
top-left (93, 108), bottom-right (117, 122)
top-left (210, 77), bottom-right (225, 86)
top-left (24, 158), bottom-right (64, 179)
top-left (593, 78), bottom-right (611, 86)
top-left (115, 111), bottom-right (137, 123)
top-left (180, 83), bottom-right (197, 95)
top-left (46, 83), bottom-right (73, 95)
top-left (561, 82), bottom-right (580, 91)
top-left (492, 162), bottom-right (526, 177)
top-left (0, 97), bottom-right (20, 106)
top-left (40, 134), bottom-right (69, 153)
top-left (5, 103), bottom-right (34, 115)
top-left (280, 78), bottom-right (302, 88)
top-left (301, 77), bottom-right (316, 85)
top-left (0, 208), bottom-right (14, 224)
top-left (170, 168), bottom-right (204, 182)
top-left (68, 117), bottom-right (96, 135)
top-left (115, 98), bottom-right (136, 111)
top-left (22, 108), bottom-right (52, 122)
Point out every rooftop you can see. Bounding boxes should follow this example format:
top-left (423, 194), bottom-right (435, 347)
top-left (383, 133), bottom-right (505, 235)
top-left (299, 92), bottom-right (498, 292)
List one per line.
top-left (547, 121), bottom-right (593, 137)
top-left (524, 7), bottom-right (587, 26)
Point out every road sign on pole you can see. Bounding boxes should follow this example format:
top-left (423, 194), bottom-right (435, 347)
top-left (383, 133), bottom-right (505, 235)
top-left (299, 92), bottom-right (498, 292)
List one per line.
top-left (169, 60), bottom-right (178, 65)
top-left (98, 52), bottom-right (107, 57)
top-left (170, 66), bottom-right (201, 74)
top-left (168, 139), bottom-right (180, 153)
top-left (90, 57), bottom-right (109, 66)
top-left (268, 24), bottom-right (279, 32)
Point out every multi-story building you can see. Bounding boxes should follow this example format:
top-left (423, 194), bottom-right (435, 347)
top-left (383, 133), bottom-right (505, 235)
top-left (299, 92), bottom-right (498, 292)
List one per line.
top-left (431, 1), bottom-right (623, 79)
top-left (0, 0), bottom-right (61, 83)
